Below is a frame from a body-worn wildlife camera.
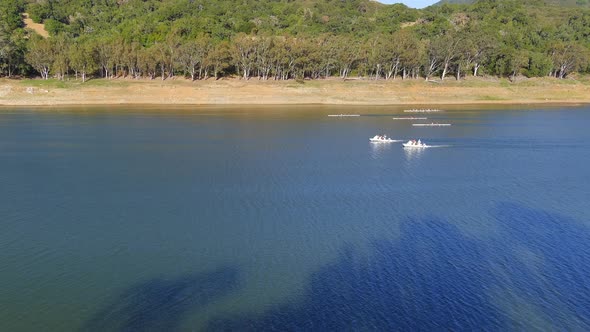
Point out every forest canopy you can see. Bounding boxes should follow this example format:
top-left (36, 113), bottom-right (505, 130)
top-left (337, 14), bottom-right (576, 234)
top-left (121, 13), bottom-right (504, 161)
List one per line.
top-left (1, 0), bottom-right (590, 81)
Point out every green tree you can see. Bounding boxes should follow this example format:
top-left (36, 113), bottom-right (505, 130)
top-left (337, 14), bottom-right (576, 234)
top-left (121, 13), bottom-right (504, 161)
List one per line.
top-left (92, 37), bottom-right (116, 78)
top-left (25, 35), bottom-right (53, 79)
top-left (69, 39), bottom-right (97, 82)
top-left (51, 35), bottom-right (69, 80)
top-left (232, 33), bottom-right (257, 79)
top-left (138, 46), bottom-right (158, 80)
top-left (497, 48), bottom-right (529, 81)
top-left (550, 41), bottom-right (589, 78)
top-left (206, 40), bottom-right (231, 80)
top-left (177, 35), bottom-right (210, 81)
top-left (525, 51), bottom-right (552, 77)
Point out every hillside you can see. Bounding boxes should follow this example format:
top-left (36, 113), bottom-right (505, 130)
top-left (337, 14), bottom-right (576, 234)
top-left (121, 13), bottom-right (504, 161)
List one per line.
top-left (24, 0), bottom-right (420, 39)
top-left (436, 0), bottom-right (590, 7)
top-left (1, 0), bottom-right (590, 82)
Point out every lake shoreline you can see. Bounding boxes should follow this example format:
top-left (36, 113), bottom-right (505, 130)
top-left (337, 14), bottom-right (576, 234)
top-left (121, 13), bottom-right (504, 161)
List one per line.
top-left (2, 77), bottom-right (590, 107)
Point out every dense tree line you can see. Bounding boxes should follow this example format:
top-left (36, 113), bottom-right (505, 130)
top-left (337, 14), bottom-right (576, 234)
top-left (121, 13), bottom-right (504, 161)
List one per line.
top-left (1, 0), bottom-right (590, 81)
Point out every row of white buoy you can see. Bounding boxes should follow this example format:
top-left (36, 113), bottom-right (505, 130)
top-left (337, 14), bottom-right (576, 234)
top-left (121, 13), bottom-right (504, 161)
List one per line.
top-left (399, 109), bottom-right (450, 126)
top-left (327, 109), bottom-right (450, 148)
top-left (328, 110), bottom-right (452, 127)
top-left (404, 109), bottom-right (443, 113)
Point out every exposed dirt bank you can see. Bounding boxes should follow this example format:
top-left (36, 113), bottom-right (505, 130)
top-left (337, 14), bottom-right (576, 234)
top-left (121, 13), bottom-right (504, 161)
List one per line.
top-left (1, 77), bottom-right (589, 107)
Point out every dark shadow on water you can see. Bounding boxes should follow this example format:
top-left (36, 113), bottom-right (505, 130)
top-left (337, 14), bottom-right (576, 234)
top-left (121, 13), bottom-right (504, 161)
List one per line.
top-left (491, 202), bottom-right (590, 329)
top-left (207, 203), bottom-right (590, 331)
top-left (82, 266), bottom-right (239, 332)
top-left (82, 204), bottom-right (590, 331)
top-left (208, 218), bottom-right (501, 331)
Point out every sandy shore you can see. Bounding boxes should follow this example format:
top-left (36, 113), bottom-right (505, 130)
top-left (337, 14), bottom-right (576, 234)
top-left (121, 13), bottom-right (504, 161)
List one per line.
top-left (1, 77), bottom-right (590, 107)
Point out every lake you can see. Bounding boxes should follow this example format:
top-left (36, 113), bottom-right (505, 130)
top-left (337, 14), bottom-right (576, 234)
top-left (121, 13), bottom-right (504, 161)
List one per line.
top-left (1, 105), bottom-right (589, 331)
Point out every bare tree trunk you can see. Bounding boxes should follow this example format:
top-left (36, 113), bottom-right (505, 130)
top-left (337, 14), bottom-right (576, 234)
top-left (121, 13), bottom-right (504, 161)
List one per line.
top-left (375, 64), bottom-right (381, 80)
top-left (441, 62), bottom-right (448, 80)
top-left (559, 64), bottom-right (568, 79)
top-left (426, 58), bottom-right (438, 81)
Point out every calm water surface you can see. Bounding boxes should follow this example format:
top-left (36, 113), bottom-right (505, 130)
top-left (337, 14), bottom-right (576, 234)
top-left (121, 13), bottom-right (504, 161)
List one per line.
top-left (1, 105), bottom-right (589, 331)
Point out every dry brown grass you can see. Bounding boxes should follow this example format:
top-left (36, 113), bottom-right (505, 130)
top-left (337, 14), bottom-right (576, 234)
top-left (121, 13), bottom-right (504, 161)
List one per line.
top-left (22, 13), bottom-right (49, 38)
top-left (1, 76), bottom-right (589, 107)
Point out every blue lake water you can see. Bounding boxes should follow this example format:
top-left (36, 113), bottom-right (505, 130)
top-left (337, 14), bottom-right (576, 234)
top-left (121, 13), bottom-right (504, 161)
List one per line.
top-left (1, 105), bottom-right (589, 331)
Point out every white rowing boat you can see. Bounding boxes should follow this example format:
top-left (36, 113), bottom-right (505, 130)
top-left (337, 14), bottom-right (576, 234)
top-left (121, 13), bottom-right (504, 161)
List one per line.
top-left (370, 135), bottom-right (399, 143)
top-left (402, 140), bottom-right (429, 148)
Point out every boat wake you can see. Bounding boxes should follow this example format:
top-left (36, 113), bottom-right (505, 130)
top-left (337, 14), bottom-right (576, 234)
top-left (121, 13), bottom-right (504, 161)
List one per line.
top-left (403, 144), bottom-right (451, 149)
top-left (424, 145), bottom-right (451, 148)
top-left (371, 139), bottom-right (403, 143)
top-left (412, 123), bottom-right (451, 127)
